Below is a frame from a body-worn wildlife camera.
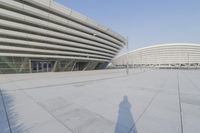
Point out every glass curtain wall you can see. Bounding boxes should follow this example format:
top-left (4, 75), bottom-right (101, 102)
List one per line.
top-left (0, 57), bottom-right (106, 74)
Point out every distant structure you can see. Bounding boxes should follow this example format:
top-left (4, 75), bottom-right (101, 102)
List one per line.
top-left (112, 43), bottom-right (200, 69)
top-left (0, 0), bottom-right (126, 73)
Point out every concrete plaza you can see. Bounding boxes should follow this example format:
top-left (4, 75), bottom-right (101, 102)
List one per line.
top-left (0, 69), bottom-right (200, 133)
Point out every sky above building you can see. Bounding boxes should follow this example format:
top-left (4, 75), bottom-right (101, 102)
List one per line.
top-left (55, 0), bottom-right (200, 53)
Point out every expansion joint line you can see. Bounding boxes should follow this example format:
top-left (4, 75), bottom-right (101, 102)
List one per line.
top-left (21, 90), bottom-right (75, 133)
top-left (177, 71), bottom-right (184, 133)
top-left (127, 72), bottom-right (170, 133)
top-left (183, 71), bottom-right (200, 91)
top-left (7, 70), bottom-right (146, 92)
top-left (0, 88), bottom-right (12, 133)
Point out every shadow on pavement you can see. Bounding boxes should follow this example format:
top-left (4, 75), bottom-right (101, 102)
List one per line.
top-left (115, 95), bottom-right (137, 133)
top-left (0, 90), bottom-right (25, 133)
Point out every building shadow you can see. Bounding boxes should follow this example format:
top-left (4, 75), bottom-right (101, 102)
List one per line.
top-left (115, 95), bottom-right (137, 133)
top-left (0, 89), bottom-right (25, 133)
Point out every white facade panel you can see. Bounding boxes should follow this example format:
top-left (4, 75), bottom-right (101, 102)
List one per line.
top-left (112, 43), bottom-right (200, 68)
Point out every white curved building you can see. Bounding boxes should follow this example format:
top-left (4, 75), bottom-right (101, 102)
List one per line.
top-left (112, 43), bottom-right (200, 69)
top-left (0, 0), bottom-right (126, 73)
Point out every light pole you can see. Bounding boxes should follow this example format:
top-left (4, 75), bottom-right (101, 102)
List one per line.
top-left (187, 53), bottom-right (189, 69)
top-left (126, 37), bottom-right (129, 75)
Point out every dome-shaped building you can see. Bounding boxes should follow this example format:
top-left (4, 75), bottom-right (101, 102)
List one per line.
top-left (112, 43), bottom-right (200, 69)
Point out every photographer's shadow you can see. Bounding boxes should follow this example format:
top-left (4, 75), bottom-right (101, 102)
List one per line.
top-left (115, 96), bottom-right (137, 133)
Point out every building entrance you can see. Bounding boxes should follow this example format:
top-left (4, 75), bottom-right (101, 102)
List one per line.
top-left (31, 61), bottom-right (55, 73)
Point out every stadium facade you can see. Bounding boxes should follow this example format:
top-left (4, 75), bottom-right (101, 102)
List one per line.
top-left (112, 43), bottom-right (200, 69)
top-left (0, 0), bottom-right (126, 73)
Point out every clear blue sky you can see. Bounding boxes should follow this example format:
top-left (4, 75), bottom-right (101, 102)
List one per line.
top-left (55, 0), bottom-right (200, 52)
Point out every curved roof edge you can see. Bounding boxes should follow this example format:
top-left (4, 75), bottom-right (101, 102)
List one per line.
top-left (51, 0), bottom-right (126, 42)
top-left (115, 43), bottom-right (200, 58)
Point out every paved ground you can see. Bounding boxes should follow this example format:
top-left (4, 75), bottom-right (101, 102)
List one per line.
top-left (0, 69), bottom-right (200, 133)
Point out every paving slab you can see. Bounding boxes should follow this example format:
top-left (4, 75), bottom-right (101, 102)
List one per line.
top-left (0, 69), bottom-right (200, 133)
